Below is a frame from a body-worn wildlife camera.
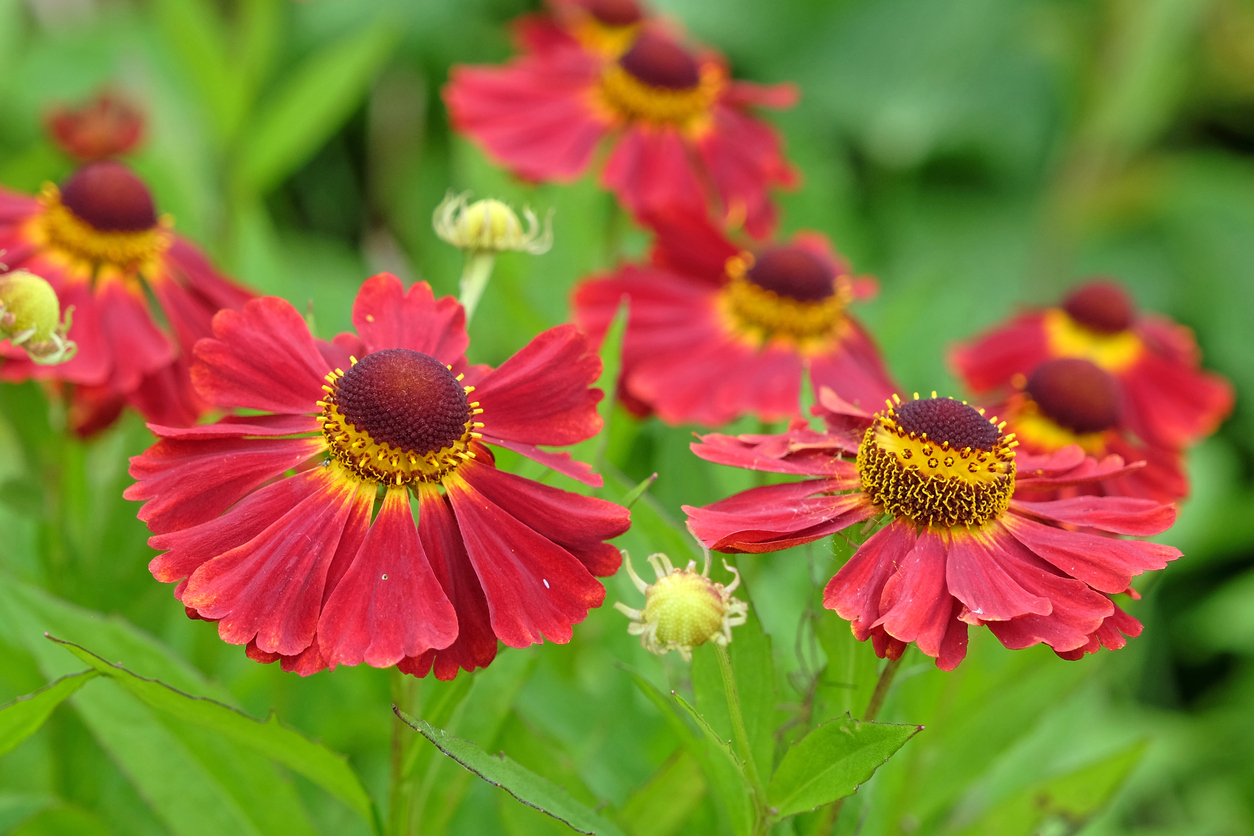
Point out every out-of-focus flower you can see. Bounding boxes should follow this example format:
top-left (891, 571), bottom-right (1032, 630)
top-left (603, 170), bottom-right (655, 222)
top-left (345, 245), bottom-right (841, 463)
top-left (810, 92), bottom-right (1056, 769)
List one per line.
top-left (46, 91), bottom-right (144, 162)
top-left (572, 210), bottom-right (896, 426)
top-left (445, 23), bottom-right (798, 238)
top-left (615, 550), bottom-right (747, 660)
top-left (125, 273), bottom-right (630, 680)
top-left (433, 192), bottom-right (552, 254)
top-left (513, 0), bottom-right (649, 60)
top-left (684, 390), bottom-right (1181, 669)
top-left (0, 269), bottom-right (76, 364)
top-left (990, 358), bottom-right (1187, 504)
top-left (951, 279), bottom-right (1234, 448)
top-left (0, 160), bottom-right (252, 435)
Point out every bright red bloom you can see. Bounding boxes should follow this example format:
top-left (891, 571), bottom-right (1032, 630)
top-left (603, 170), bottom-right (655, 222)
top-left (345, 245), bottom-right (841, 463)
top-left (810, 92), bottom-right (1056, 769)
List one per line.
top-left (46, 92), bottom-right (144, 162)
top-left (572, 211), bottom-right (896, 426)
top-left (125, 273), bottom-right (630, 679)
top-left (445, 16), bottom-right (798, 238)
top-left (684, 390), bottom-right (1180, 669)
top-left (951, 279), bottom-right (1234, 448)
top-left (0, 161), bottom-right (252, 434)
top-left (985, 358), bottom-right (1187, 504)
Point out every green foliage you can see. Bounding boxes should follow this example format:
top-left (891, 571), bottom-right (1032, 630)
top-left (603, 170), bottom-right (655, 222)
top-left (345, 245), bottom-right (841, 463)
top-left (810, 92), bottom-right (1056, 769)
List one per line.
top-left (0, 671), bottom-right (96, 758)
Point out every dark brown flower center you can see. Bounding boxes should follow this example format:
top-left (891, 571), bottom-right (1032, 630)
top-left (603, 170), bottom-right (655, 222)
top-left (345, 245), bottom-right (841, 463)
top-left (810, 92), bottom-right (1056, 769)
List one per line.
top-left (59, 161), bottom-right (157, 232)
top-left (334, 349), bottom-right (471, 457)
top-left (747, 246), bottom-right (834, 302)
top-left (895, 397), bottom-right (1000, 451)
top-left (618, 33), bottom-right (700, 90)
top-left (1062, 280), bottom-right (1134, 334)
top-left (1026, 358), bottom-right (1122, 435)
top-left (588, 0), bottom-right (642, 26)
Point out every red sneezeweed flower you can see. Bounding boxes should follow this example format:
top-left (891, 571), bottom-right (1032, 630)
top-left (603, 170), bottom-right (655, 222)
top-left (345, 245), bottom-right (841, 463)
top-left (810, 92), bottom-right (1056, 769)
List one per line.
top-left (951, 279), bottom-right (1234, 448)
top-left (989, 358), bottom-right (1188, 504)
top-left (46, 92), bottom-right (144, 162)
top-left (572, 210), bottom-right (896, 426)
top-left (124, 274), bottom-right (630, 680)
top-left (684, 389), bottom-right (1181, 669)
top-left (512, 0), bottom-right (650, 59)
top-left (445, 19), bottom-right (798, 238)
top-left (0, 160), bottom-right (252, 435)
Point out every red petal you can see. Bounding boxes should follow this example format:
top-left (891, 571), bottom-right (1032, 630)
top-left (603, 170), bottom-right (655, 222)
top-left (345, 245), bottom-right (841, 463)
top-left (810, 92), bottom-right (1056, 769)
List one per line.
top-left (146, 413), bottom-right (320, 440)
top-left (458, 460), bottom-right (628, 576)
top-left (601, 126), bottom-right (708, 226)
top-left (949, 312), bottom-right (1049, 395)
top-left (873, 529), bottom-right (952, 658)
top-left (126, 436), bottom-right (325, 534)
top-left (95, 275), bottom-right (176, 393)
top-left (485, 437), bottom-right (602, 487)
top-left (696, 103), bottom-right (796, 238)
top-left (824, 520), bottom-right (916, 640)
top-left (936, 599), bottom-right (969, 671)
top-left (645, 208), bottom-right (741, 286)
top-left (690, 428), bottom-right (859, 477)
top-left (809, 320), bottom-right (898, 414)
top-left (1002, 514), bottom-right (1180, 594)
top-left (408, 488), bottom-right (499, 680)
top-left (446, 473), bottom-right (606, 648)
top-left (318, 487), bottom-right (458, 668)
top-left (350, 274), bottom-right (470, 366)
top-left (685, 480), bottom-right (874, 553)
top-left (945, 531), bottom-right (1051, 623)
top-left (1121, 341), bottom-right (1234, 446)
top-left (126, 356), bottom-right (204, 429)
top-left (475, 324), bottom-right (603, 446)
top-left (192, 297), bottom-right (329, 414)
top-left (1009, 495), bottom-right (1176, 536)
top-left (182, 469), bottom-right (362, 655)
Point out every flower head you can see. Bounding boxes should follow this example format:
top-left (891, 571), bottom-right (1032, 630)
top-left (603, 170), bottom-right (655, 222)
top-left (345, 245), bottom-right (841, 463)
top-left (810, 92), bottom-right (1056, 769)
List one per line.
top-left (445, 19), bottom-right (797, 237)
top-left (615, 550), bottom-right (747, 660)
top-left (0, 160), bottom-right (252, 435)
top-left (951, 278), bottom-right (1233, 448)
top-left (684, 389), bottom-right (1181, 669)
top-left (0, 269), bottom-right (76, 364)
top-left (572, 210), bottom-right (896, 426)
top-left (125, 273), bottom-right (630, 679)
top-left (433, 192), bottom-right (552, 254)
top-left (46, 91), bottom-right (144, 162)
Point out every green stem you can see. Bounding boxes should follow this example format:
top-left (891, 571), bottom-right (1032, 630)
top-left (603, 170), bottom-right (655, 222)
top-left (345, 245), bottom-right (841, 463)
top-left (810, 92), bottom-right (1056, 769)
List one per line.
top-left (458, 251), bottom-right (496, 323)
top-left (389, 668), bottom-right (420, 836)
top-left (715, 644), bottom-right (768, 832)
top-left (818, 655), bottom-right (905, 835)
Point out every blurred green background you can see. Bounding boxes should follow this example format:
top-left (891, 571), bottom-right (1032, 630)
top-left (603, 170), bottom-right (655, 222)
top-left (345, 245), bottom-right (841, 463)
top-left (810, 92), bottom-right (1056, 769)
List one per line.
top-left (1, 0), bottom-right (1252, 834)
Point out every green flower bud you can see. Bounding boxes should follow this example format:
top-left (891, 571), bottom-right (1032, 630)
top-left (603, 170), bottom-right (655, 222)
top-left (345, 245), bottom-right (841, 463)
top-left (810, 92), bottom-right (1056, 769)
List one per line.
top-left (0, 269), bottom-right (77, 365)
top-left (433, 191), bottom-right (552, 254)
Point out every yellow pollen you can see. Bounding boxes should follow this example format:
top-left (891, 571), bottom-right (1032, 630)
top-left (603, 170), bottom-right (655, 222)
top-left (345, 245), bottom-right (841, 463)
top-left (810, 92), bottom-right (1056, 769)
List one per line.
top-left (595, 62), bottom-right (721, 129)
top-left (1043, 308), bottom-right (1143, 373)
top-left (31, 184), bottom-right (170, 273)
top-left (718, 254), bottom-right (853, 351)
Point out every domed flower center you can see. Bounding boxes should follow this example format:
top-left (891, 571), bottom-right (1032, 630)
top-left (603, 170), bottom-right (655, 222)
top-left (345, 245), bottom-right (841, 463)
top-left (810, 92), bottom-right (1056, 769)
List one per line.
top-left (857, 396), bottom-right (1016, 528)
top-left (599, 33), bottom-right (718, 125)
top-left (37, 161), bottom-right (168, 270)
top-left (722, 248), bottom-right (849, 348)
top-left (319, 349), bottom-right (483, 485)
top-left (1025, 358), bottom-right (1122, 435)
top-left (588, 0), bottom-right (642, 27)
top-left (61, 161), bottom-right (157, 232)
top-left (1062, 280), bottom-right (1134, 334)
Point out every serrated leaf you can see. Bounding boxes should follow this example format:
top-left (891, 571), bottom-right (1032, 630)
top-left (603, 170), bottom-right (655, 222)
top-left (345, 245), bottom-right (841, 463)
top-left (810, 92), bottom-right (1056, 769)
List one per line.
top-left (767, 716), bottom-right (921, 819)
top-left (49, 637), bottom-right (379, 833)
top-left (394, 708), bottom-right (626, 836)
top-left (235, 16), bottom-right (400, 193)
top-left (0, 670), bottom-right (96, 757)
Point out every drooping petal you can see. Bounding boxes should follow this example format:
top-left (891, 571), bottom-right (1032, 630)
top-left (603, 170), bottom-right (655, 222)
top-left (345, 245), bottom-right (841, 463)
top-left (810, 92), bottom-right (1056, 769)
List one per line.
top-left (873, 529), bottom-right (952, 658)
top-left (690, 427), bottom-right (859, 477)
top-left (644, 207), bottom-right (741, 286)
top-left (125, 435), bottom-right (326, 535)
top-left (182, 467), bottom-right (362, 655)
top-left (318, 487), bottom-right (458, 668)
top-left (696, 103), bottom-right (797, 238)
top-left (949, 312), bottom-right (1050, 395)
top-left (484, 437), bottom-right (602, 487)
top-left (601, 125), bottom-right (709, 225)
top-left (474, 324), bottom-right (603, 446)
top-left (94, 272), bottom-right (176, 394)
top-left (1120, 341), bottom-right (1235, 447)
top-left (945, 531), bottom-right (1051, 623)
top-left (1009, 495), bottom-right (1176, 537)
top-left (192, 297), bottom-right (330, 414)
top-left (458, 460), bottom-right (628, 576)
top-left (824, 519), bottom-right (916, 641)
top-left (809, 319), bottom-right (899, 414)
top-left (445, 472), bottom-right (606, 648)
top-left (349, 273), bottom-right (470, 366)
top-left (685, 479), bottom-right (874, 553)
top-left (145, 413), bottom-right (320, 440)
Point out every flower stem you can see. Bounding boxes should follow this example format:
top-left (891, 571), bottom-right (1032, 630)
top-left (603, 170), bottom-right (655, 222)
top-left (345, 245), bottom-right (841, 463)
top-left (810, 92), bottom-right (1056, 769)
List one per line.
top-left (458, 251), bottom-right (496, 323)
top-left (389, 668), bottom-right (420, 836)
top-left (714, 644), bottom-right (768, 832)
top-left (818, 654), bottom-right (905, 835)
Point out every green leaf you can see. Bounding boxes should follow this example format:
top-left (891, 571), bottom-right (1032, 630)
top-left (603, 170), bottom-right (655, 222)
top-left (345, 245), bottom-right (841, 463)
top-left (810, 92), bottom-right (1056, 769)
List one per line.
top-left (48, 637), bottom-right (378, 833)
top-left (394, 708), bottom-right (627, 836)
top-left (235, 16), bottom-right (401, 194)
top-left (767, 716), bottom-right (921, 819)
top-left (0, 670), bottom-right (96, 758)
top-left (0, 793), bottom-right (56, 832)
top-left (614, 750), bottom-right (705, 836)
top-left (620, 472), bottom-right (657, 509)
top-left (954, 742), bottom-right (1147, 836)
top-left (153, 0), bottom-right (246, 143)
top-left (691, 611), bottom-right (776, 780)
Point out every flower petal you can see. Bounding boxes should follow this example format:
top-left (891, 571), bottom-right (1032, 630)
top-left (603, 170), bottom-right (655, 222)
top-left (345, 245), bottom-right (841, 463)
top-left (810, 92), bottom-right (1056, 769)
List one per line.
top-left (945, 531), bottom-right (1051, 623)
top-left (486, 438), bottom-right (602, 487)
top-left (824, 519), bottom-right (916, 641)
top-left (873, 529), bottom-right (952, 658)
top-left (1009, 495), bottom-right (1176, 536)
top-left (601, 126), bottom-right (708, 225)
top-left (192, 296), bottom-right (329, 414)
top-left (318, 487), bottom-right (458, 668)
top-left (685, 480), bottom-right (874, 553)
top-left (349, 273), bottom-right (470, 366)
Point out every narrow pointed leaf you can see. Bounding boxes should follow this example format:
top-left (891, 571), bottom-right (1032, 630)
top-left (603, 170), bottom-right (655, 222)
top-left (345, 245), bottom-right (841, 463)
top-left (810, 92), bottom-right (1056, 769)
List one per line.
top-left (0, 670), bottom-right (97, 757)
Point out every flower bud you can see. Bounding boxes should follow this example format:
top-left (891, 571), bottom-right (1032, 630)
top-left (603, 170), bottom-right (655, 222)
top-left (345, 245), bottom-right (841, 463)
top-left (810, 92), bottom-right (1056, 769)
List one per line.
top-left (0, 269), bottom-right (77, 364)
top-left (615, 550), bottom-right (748, 661)
top-left (433, 191), bottom-right (552, 254)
